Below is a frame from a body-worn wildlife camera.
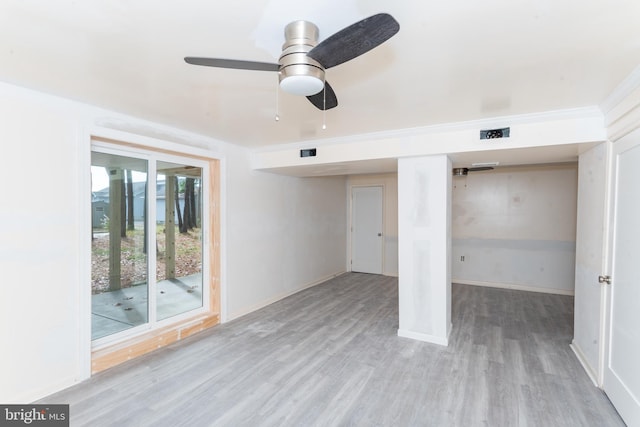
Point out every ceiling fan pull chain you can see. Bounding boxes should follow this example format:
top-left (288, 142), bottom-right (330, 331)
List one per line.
top-left (322, 74), bottom-right (327, 129)
top-left (275, 73), bottom-right (280, 122)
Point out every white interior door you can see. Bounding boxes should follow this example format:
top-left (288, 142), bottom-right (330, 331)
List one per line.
top-left (603, 129), bottom-right (640, 426)
top-left (352, 186), bottom-right (383, 274)
top-left (572, 142), bottom-right (607, 383)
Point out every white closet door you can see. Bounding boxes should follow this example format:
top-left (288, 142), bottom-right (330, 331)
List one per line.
top-left (351, 186), bottom-right (383, 274)
top-left (603, 130), bottom-right (640, 426)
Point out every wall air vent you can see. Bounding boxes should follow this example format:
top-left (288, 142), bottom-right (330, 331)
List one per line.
top-left (480, 127), bottom-right (510, 140)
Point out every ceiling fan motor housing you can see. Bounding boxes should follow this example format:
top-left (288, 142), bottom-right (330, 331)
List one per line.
top-left (278, 21), bottom-right (325, 96)
top-left (453, 168), bottom-right (469, 176)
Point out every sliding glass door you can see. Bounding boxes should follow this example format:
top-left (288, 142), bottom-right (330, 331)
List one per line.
top-left (156, 161), bottom-right (203, 321)
top-left (91, 146), bottom-right (207, 343)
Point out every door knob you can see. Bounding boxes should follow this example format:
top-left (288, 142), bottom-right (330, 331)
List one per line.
top-left (598, 275), bottom-right (611, 285)
top-left (377, 233), bottom-right (382, 236)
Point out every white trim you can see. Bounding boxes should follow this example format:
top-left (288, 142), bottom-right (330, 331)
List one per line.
top-left (570, 341), bottom-right (599, 387)
top-left (227, 270), bottom-right (346, 321)
top-left (345, 179), bottom-right (351, 274)
top-left (147, 155), bottom-right (158, 326)
top-left (77, 126), bottom-right (93, 382)
top-left (601, 65), bottom-right (640, 141)
top-left (90, 126), bottom-right (224, 160)
top-left (453, 279), bottom-right (574, 296)
top-left (397, 327), bottom-right (450, 346)
top-left (10, 375), bottom-right (79, 404)
top-left (218, 157), bottom-right (228, 323)
top-left (606, 104), bottom-right (640, 142)
top-left (600, 64), bottom-right (640, 115)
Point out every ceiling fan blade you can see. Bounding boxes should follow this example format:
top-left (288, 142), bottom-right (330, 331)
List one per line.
top-left (307, 13), bottom-right (400, 69)
top-left (184, 57), bottom-right (280, 72)
top-left (306, 81), bottom-right (338, 110)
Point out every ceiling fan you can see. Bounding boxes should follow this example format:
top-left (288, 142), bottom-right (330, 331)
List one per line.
top-left (452, 167), bottom-right (495, 176)
top-left (184, 13), bottom-right (400, 111)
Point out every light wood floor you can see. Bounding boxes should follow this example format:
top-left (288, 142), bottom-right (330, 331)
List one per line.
top-left (43, 273), bottom-right (624, 426)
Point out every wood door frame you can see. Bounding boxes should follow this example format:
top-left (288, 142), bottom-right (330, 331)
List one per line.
top-left (349, 184), bottom-right (385, 274)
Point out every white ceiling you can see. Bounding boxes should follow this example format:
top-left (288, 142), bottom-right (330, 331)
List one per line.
top-left (1, 0), bottom-right (639, 150)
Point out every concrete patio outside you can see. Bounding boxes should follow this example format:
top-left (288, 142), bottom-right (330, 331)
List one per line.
top-left (91, 273), bottom-right (202, 340)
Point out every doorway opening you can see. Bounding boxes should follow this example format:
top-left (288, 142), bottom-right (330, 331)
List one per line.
top-left (451, 163), bottom-right (578, 296)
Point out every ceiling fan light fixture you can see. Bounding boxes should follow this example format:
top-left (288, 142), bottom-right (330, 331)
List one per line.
top-left (279, 75), bottom-right (324, 96)
top-left (279, 65), bottom-right (324, 96)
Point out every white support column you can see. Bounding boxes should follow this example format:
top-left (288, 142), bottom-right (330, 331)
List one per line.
top-left (397, 155), bottom-right (452, 345)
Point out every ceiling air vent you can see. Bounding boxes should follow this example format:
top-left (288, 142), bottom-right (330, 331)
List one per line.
top-left (480, 127), bottom-right (510, 140)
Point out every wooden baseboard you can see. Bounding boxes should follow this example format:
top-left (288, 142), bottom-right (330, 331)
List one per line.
top-left (91, 313), bottom-right (219, 374)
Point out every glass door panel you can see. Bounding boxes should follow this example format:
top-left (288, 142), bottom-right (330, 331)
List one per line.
top-left (156, 161), bottom-right (203, 320)
top-left (91, 152), bottom-right (149, 340)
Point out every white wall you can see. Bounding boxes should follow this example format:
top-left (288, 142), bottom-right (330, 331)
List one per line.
top-left (0, 81), bottom-right (347, 403)
top-left (0, 84), bottom-right (83, 404)
top-left (347, 173), bottom-right (398, 276)
top-left (452, 164), bottom-right (578, 294)
top-left (225, 145), bottom-right (347, 319)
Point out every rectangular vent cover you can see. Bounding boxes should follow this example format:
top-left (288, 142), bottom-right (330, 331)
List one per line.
top-left (480, 127), bottom-right (510, 140)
